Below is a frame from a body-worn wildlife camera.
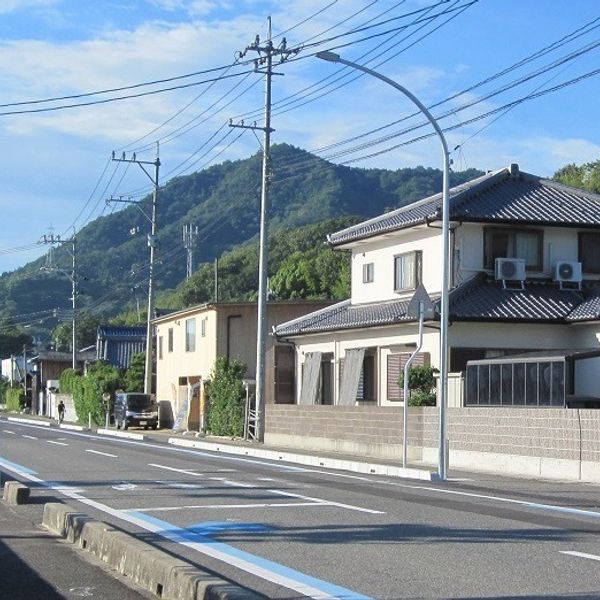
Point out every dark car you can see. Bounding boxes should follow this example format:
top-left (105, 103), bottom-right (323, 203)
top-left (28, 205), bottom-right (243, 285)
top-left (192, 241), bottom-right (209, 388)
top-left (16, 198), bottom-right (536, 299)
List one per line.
top-left (114, 392), bottom-right (158, 430)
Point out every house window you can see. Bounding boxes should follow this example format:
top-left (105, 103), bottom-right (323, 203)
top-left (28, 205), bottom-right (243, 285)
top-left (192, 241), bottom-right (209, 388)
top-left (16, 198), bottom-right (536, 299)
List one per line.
top-left (167, 328), bottom-right (173, 353)
top-left (158, 336), bottom-right (163, 360)
top-left (484, 227), bottom-right (543, 271)
top-left (394, 251), bottom-right (422, 292)
top-left (201, 318), bottom-right (206, 337)
top-left (362, 262), bottom-right (374, 283)
top-left (185, 318), bottom-right (196, 352)
top-left (579, 232), bottom-right (600, 274)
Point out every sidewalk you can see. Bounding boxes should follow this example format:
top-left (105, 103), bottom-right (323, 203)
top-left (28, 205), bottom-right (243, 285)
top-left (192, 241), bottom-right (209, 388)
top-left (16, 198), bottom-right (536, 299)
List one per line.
top-left (0, 491), bottom-right (150, 600)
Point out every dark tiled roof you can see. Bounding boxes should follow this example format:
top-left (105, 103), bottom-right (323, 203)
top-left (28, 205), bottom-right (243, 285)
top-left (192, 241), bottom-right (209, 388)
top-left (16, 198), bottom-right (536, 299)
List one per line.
top-left (450, 276), bottom-right (600, 322)
top-left (97, 326), bottom-right (146, 339)
top-left (273, 297), bottom-right (419, 336)
top-left (274, 277), bottom-right (600, 337)
top-left (328, 166), bottom-right (600, 246)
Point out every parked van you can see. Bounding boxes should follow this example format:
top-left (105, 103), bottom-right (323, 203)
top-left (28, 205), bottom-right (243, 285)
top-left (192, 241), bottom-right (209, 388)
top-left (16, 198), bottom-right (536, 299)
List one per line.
top-left (114, 392), bottom-right (158, 430)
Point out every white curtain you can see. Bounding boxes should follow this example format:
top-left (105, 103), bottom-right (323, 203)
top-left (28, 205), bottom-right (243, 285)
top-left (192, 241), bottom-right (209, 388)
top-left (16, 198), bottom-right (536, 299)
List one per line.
top-left (299, 352), bottom-right (322, 405)
top-left (339, 348), bottom-right (366, 406)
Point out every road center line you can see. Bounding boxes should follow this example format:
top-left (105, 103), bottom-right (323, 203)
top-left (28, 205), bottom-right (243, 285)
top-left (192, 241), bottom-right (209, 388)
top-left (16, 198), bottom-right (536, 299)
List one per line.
top-left (85, 449), bottom-right (117, 458)
top-left (47, 440), bottom-right (68, 446)
top-left (561, 550), bottom-right (600, 562)
top-left (210, 477), bottom-right (256, 488)
top-left (22, 434), bottom-right (37, 440)
top-left (269, 489), bottom-right (385, 514)
top-left (149, 463), bottom-right (203, 476)
top-left (127, 501), bottom-right (319, 513)
top-left (4, 430), bottom-right (15, 435)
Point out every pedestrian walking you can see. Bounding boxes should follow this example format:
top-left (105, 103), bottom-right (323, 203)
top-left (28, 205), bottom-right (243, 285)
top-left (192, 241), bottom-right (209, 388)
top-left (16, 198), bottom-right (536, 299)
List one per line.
top-left (57, 400), bottom-right (65, 424)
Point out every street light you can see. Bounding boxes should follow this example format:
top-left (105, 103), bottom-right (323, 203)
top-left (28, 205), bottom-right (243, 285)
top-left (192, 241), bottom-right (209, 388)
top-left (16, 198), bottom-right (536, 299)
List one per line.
top-left (316, 51), bottom-right (450, 480)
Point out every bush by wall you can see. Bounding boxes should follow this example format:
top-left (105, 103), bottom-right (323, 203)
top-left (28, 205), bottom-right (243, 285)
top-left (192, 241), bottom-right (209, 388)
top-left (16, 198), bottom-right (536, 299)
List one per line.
top-left (59, 368), bottom-right (81, 394)
top-left (398, 365), bottom-right (438, 407)
top-left (206, 357), bottom-right (247, 437)
top-left (5, 387), bottom-right (25, 412)
top-left (72, 362), bottom-right (123, 425)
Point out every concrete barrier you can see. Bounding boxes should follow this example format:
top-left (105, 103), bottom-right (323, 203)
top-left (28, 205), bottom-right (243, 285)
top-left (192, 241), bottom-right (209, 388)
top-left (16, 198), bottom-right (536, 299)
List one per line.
top-left (2, 481), bottom-right (30, 505)
top-left (7, 417), bottom-right (50, 427)
top-left (43, 502), bottom-right (264, 599)
top-left (96, 428), bottom-right (145, 441)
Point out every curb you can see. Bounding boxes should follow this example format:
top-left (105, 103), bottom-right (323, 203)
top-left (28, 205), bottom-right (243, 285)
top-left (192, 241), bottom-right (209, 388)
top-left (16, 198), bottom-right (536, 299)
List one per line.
top-left (7, 417), bottom-right (50, 427)
top-left (43, 503), bottom-right (265, 600)
top-left (97, 429), bottom-right (145, 441)
top-left (168, 437), bottom-right (438, 481)
top-left (60, 423), bottom-right (87, 431)
top-left (2, 481), bottom-right (30, 505)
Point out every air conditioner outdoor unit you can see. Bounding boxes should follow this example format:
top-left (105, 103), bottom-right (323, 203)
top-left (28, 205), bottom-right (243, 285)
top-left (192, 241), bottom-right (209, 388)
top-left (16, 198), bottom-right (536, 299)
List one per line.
top-left (495, 258), bottom-right (526, 282)
top-left (553, 261), bottom-right (582, 285)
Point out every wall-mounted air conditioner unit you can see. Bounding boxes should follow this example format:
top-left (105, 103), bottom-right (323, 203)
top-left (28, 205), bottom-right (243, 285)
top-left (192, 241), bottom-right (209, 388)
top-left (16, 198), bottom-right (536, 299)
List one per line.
top-left (495, 258), bottom-right (526, 287)
top-left (553, 261), bottom-right (582, 289)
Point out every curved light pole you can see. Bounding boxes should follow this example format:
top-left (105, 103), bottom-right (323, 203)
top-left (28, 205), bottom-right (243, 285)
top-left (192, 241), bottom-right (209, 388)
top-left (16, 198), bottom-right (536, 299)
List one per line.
top-left (316, 51), bottom-right (450, 480)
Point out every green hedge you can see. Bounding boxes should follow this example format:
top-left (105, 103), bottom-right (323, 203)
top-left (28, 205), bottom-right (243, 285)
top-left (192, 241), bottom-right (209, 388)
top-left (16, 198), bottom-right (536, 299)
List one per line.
top-left (206, 357), bottom-right (247, 437)
top-left (72, 362), bottom-right (123, 425)
top-left (59, 368), bottom-right (81, 394)
top-left (5, 388), bottom-right (25, 412)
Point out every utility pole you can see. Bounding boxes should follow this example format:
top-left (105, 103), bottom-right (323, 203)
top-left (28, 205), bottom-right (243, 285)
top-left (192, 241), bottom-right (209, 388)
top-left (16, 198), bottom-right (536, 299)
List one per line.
top-left (231, 18), bottom-right (295, 442)
top-left (110, 143), bottom-right (160, 395)
top-left (182, 224), bottom-right (199, 279)
top-left (39, 232), bottom-right (77, 369)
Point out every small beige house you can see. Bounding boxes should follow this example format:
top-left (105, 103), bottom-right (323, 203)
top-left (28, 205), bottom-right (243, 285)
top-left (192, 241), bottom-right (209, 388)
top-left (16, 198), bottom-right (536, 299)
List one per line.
top-left (153, 300), bottom-right (332, 428)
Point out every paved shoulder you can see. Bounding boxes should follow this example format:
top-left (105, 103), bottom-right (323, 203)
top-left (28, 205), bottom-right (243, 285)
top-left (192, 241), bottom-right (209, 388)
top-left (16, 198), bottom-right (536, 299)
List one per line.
top-left (0, 497), bottom-right (150, 600)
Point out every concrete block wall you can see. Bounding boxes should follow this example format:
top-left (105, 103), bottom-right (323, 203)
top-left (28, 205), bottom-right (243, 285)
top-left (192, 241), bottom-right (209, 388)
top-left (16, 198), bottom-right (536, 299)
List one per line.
top-left (265, 405), bottom-right (600, 482)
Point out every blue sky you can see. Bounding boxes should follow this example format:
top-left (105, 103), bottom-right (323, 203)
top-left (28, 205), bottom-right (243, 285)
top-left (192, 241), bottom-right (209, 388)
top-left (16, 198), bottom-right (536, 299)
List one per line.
top-left (1, 0), bottom-right (599, 273)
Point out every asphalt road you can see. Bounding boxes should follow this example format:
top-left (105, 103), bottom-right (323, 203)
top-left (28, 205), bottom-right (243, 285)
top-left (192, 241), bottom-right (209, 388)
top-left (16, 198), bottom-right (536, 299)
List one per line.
top-left (1, 418), bottom-right (600, 600)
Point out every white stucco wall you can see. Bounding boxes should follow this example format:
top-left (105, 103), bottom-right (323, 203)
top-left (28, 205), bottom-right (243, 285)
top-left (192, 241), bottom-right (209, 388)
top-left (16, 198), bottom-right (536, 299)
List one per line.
top-left (350, 226), bottom-right (442, 304)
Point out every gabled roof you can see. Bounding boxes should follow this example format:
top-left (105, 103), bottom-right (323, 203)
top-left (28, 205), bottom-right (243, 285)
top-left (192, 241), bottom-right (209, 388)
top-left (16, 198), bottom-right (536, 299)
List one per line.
top-left (328, 164), bottom-right (600, 247)
top-left (274, 297), bottom-right (426, 337)
top-left (273, 276), bottom-right (600, 337)
top-left (97, 326), bottom-right (146, 340)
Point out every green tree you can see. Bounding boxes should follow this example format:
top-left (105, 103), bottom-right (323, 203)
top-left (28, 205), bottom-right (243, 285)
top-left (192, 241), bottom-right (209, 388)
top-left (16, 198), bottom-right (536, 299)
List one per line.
top-left (123, 352), bottom-right (145, 392)
top-left (53, 312), bottom-right (102, 352)
top-left (206, 357), bottom-right (247, 437)
top-left (398, 365), bottom-right (439, 406)
top-left (0, 323), bottom-right (31, 359)
top-left (71, 361), bottom-right (123, 425)
top-left (554, 160), bottom-right (600, 194)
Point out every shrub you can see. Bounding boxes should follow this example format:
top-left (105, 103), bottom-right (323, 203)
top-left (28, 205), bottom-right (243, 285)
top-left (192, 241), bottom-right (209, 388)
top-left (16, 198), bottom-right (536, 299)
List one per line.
top-left (123, 352), bottom-right (145, 392)
top-left (206, 357), bottom-right (247, 437)
top-left (59, 368), bottom-right (81, 394)
top-left (0, 375), bottom-right (8, 405)
top-left (398, 365), bottom-right (438, 407)
top-left (5, 387), bottom-right (25, 412)
top-left (72, 362), bottom-right (123, 425)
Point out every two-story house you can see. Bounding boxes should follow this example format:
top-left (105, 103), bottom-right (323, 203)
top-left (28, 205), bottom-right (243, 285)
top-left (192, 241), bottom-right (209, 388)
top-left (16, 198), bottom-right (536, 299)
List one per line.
top-left (274, 164), bottom-right (600, 409)
top-left (153, 300), bottom-right (332, 429)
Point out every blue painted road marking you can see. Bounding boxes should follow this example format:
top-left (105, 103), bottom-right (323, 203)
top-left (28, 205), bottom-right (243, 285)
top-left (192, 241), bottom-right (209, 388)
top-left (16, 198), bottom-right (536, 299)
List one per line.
top-left (129, 511), bottom-right (374, 600)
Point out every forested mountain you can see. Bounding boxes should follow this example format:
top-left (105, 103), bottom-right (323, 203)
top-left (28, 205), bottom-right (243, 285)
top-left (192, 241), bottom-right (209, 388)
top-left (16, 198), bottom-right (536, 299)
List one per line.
top-left (0, 143), bottom-right (482, 346)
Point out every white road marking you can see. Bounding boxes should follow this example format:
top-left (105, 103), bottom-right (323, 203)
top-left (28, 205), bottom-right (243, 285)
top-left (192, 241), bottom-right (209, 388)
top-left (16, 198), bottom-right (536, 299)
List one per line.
top-left (22, 434), bottom-right (38, 440)
top-left (561, 550), bottom-right (600, 562)
top-left (85, 449), bottom-right (117, 458)
top-left (112, 483), bottom-right (138, 491)
top-left (5, 430), bottom-right (15, 435)
top-left (149, 463), bottom-right (203, 476)
top-left (269, 489), bottom-right (385, 514)
top-left (156, 481), bottom-right (203, 489)
top-left (0, 459), bottom-right (370, 600)
top-left (127, 501), bottom-right (318, 513)
top-left (210, 477), bottom-right (255, 488)
top-left (47, 440), bottom-right (68, 446)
